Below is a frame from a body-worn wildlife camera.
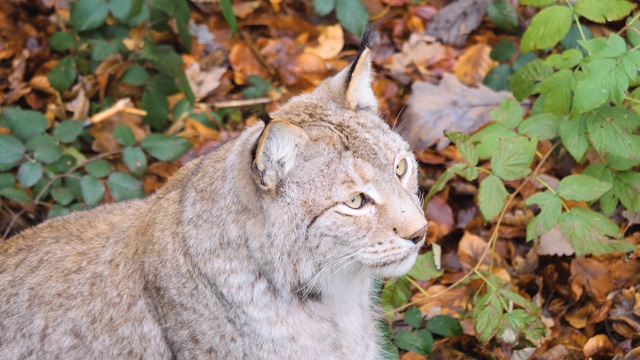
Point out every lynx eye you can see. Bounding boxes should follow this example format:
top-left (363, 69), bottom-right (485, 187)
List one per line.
top-left (396, 158), bottom-right (408, 177)
top-left (344, 193), bottom-right (365, 209)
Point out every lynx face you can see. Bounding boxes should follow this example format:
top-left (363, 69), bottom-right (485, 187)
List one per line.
top-left (251, 44), bottom-right (428, 292)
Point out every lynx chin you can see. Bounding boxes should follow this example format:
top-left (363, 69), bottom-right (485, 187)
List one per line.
top-left (0, 29), bottom-right (428, 359)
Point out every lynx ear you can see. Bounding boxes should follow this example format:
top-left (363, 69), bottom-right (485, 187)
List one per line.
top-left (345, 47), bottom-right (377, 111)
top-left (252, 119), bottom-right (309, 192)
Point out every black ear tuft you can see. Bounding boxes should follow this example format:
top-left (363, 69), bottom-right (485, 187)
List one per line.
top-left (345, 21), bottom-right (382, 87)
top-left (255, 109), bottom-right (272, 125)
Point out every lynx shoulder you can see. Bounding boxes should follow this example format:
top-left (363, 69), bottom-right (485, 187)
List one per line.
top-left (0, 35), bottom-right (428, 359)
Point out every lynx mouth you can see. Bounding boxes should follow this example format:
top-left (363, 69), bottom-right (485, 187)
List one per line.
top-left (360, 248), bottom-right (417, 268)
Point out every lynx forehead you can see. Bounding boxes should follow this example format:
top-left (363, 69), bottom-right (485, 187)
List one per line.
top-left (0, 28), bottom-right (427, 359)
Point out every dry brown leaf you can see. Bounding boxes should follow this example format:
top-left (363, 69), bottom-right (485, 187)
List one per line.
top-left (185, 62), bottom-right (227, 100)
top-left (569, 257), bottom-right (615, 303)
top-left (425, 196), bottom-right (454, 239)
top-left (400, 352), bottom-right (426, 360)
top-left (304, 24), bottom-right (343, 60)
top-left (564, 302), bottom-right (595, 329)
top-left (536, 226), bottom-right (575, 256)
top-left (232, 1), bottom-right (260, 19)
top-left (385, 33), bottom-right (445, 75)
top-left (453, 43), bottom-right (498, 86)
top-left (415, 285), bottom-right (470, 318)
top-left (425, 0), bottom-right (492, 47)
top-left (229, 43), bottom-right (270, 85)
top-left (583, 334), bottom-right (614, 358)
top-left (458, 231), bottom-right (489, 270)
top-left (402, 73), bottom-right (511, 151)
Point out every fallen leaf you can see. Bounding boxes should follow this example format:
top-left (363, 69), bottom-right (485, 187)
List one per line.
top-left (304, 24), bottom-right (343, 60)
top-left (185, 62), bottom-right (227, 100)
top-left (425, 0), bottom-right (492, 47)
top-left (385, 33), bottom-right (446, 75)
top-left (583, 334), bottom-right (614, 358)
top-left (536, 226), bottom-right (575, 256)
top-left (229, 43), bottom-right (270, 86)
top-left (569, 257), bottom-right (615, 303)
top-left (425, 196), bottom-right (454, 239)
top-left (454, 42), bottom-right (498, 86)
top-left (564, 302), bottom-right (595, 329)
top-left (458, 231), bottom-right (489, 270)
top-left (402, 72), bottom-right (511, 151)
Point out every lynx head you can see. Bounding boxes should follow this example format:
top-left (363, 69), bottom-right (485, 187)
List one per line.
top-left (247, 30), bottom-right (427, 292)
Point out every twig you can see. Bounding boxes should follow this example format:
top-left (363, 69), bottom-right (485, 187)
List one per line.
top-left (211, 98), bottom-right (271, 108)
top-left (90, 98), bottom-right (147, 124)
top-left (239, 31), bottom-right (276, 75)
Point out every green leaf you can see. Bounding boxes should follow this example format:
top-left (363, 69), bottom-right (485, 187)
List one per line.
top-left (478, 174), bottom-right (508, 221)
top-left (123, 146), bottom-right (147, 177)
top-left (71, 0), bottom-right (109, 32)
top-left (404, 306), bottom-right (423, 329)
top-left (573, 59), bottom-right (627, 114)
top-left (491, 98), bottom-right (523, 129)
top-left (444, 131), bottom-right (478, 166)
top-left (141, 134), bottom-right (192, 161)
top-left (471, 290), bottom-right (503, 343)
top-left (520, 6), bottom-right (572, 53)
top-left (54, 120), bottom-right (85, 143)
top-left (613, 171), bottom-right (640, 212)
top-left (51, 186), bottom-right (74, 205)
top-left (407, 251), bottom-right (443, 281)
top-left (559, 207), bottom-right (634, 256)
top-left (508, 59), bottom-right (553, 101)
top-left (149, 0), bottom-right (175, 12)
top-left (18, 161), bottom-right (43, 188)
top-left (574, 0), bottom-right (636, 23)
top-left (491, 137), bottom-right (537, 181)
top-left (113, 125), bottom-right (137, 146)
top-left (48, 56), bottom-right (77, 93)
top-left (0, 188), bottom-right (32, 203)
top-left (502, 309), bottom-right (546, 340)
top-left (543, 49), bottom-right (583, 70)
top-left (393, 330), bottom-right (433, 356)
top-left (141, 85), bottom-right (169, 130)
top-left (0, 173), bottom-right (14, 190)
top-left (109, 0), bottom-right (143, 22)
top-left (518, 113), bottom-right (561, 140)
top-left (487, 0), bottom-right (518, 33)
top-left (33, 142), bottom-right (62, 164)
top-left (562, 23), bottom-right (593, 50)
top-left (525, 192), bottom-right (562, 241)
top-left (0, 134), bottom-right (25, 165)
top-left (427, 315), bottom-right (463, 337)
top-left (423, 167), bottom-right (458, 203)
top-left (175, 0), bottom-right (191, 52)
top-left (557, 174), bottom-right (613, 201)
top-left (336, 0), bottom-right (369, 36)
top-left (381, 277), bottom-right (411, 312)
top-left (48, 204), bottom-right (71, 219)
top-left (540, 70), bottom-right (575, 115)
top-left (519, 0), bottom-right (557, 5)
top-left (85, 160), bottom-right (111, 178)
top-left (107, 172), bottom-right (144, 201)
top-left (559, 115), bottom-right (589, 161)
top-left (91, 40), bottom-right (119, 61)
top-left (80, 175), bottom-right (105, 206)
top-left (220, 0), bottom-right (238, 36)
top-left (243, 75), bottom-right (272, 99)
top-left (50, 32), bottom-right (76, 51)
top-left (471, 123), bottom-right (519, 159)
top-left (2, 107), bottom-right (48, 141)
top-left (483, 64), bottom-right (513, 92)
top-left (586, 107), bottom-right (640, 162)
top-left (121, 65), bottom-right (149, 86)
top-left (490, 40), bottom-right (516, 62)
top-left (628, 15), bottom-right (640, 47)
top-left (314, 0), bottom-right (336, 16)
top-left (56, 155), bottom-right (77, 173)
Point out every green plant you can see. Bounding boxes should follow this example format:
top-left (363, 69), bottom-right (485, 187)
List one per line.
top-left (383, 0), bottom-right (640, 354)
top-left (312, 0), bottom-right (370, 35)
top-left (49, 0), bottom-right (194, 130)
top-left (0, 108), bottom-right (192, 221)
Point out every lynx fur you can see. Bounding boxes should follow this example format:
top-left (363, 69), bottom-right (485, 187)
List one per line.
top-left (0, 37), bottom-right (428, 359)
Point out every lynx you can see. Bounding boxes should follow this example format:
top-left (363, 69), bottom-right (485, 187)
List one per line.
top-left (0, 32), bottom-right (428, 359)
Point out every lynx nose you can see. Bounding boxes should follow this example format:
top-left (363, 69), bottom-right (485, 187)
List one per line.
top-left (405, 225), bottom-right (427, 244)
